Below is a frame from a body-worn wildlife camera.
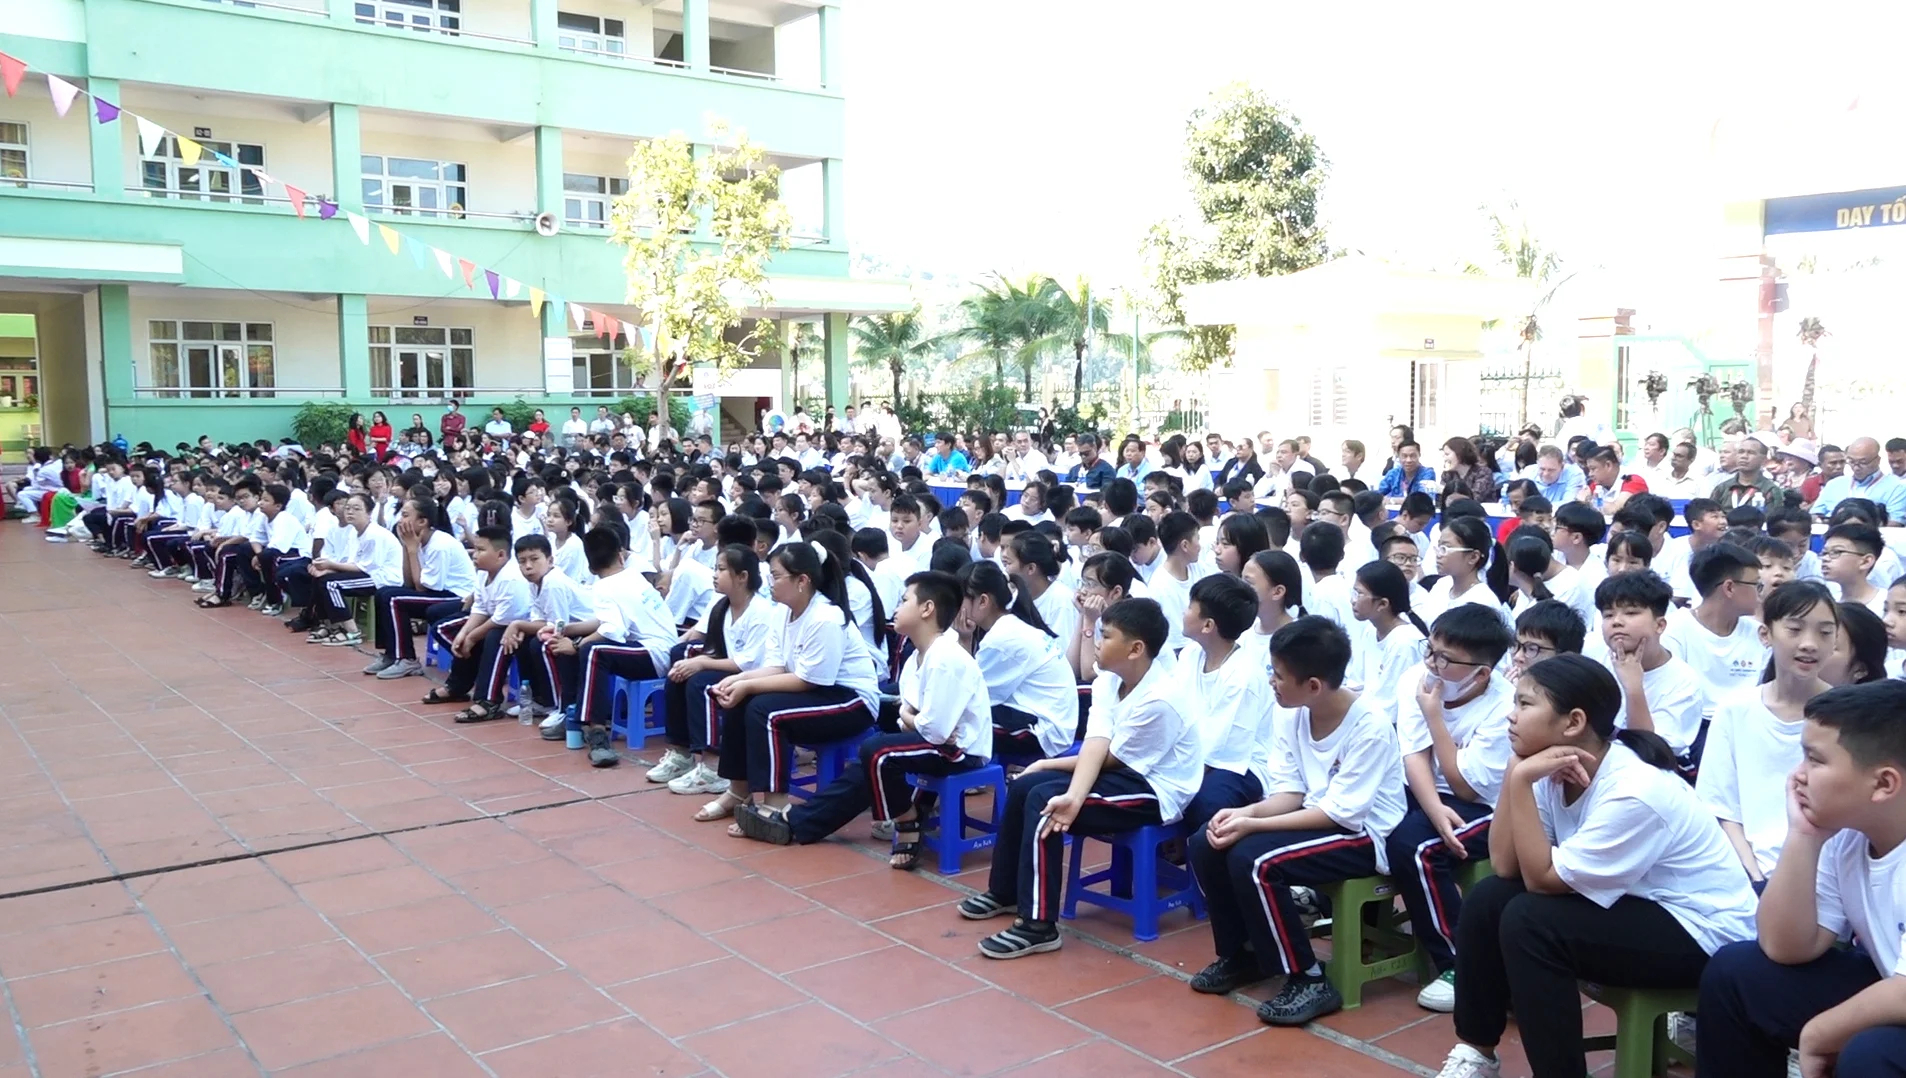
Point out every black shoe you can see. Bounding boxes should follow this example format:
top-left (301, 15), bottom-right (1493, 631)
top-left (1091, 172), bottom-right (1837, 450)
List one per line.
top-left (285, 614), bottom-right (313, 632)
top-left (1191, 953), bottom-right (1267, 995)
top-left (1257, 975), bottom-right (1342, 1026)
top-left (977, 919), bottom-right (1061, 960)
top-left (583, 724), bottom-right (619, 767)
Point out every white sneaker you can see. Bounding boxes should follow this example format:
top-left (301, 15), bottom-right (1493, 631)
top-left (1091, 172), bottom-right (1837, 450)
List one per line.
top-left (362, 655), bottom-right (396, 675)
top-left (1417, 969), bottom-right (1456, 1012)
top-left (376, 659), bottom-right (424, 680)
top-left (1433, 1044), bottom-right (1500, 1078)
top-left (666, 761), bottom-right (729, 795)
top-left (646, 749), bottom-right (694, 784)
top-left (871, 820), bottom-right (894, 840)
top-left (181, 574), bottom-right (199, 583)
top-left (43, 532), bottom-right (67, 542)
top-left (191, 582), bottom-right (214, 593)
top-left (148, 567), bottom-right (173, 578)
top-left (538, 711), bottom-right (567, 737)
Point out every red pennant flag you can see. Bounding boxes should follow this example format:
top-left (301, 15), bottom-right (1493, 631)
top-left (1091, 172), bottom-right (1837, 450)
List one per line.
top-left (0, 53), bottom-right (26, 98)
top-left (598, 313), bottom-right (612, 343)
top-left (283, 183), bottom-right (307, 219)
top-left (458, 259), bottom-right (476, 289)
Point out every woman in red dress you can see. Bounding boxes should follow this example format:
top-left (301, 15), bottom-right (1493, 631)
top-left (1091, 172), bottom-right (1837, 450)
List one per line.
top-left (346, 412), bottom-right (368, 455)
top-left (368, 411), bottom-right (393, 458)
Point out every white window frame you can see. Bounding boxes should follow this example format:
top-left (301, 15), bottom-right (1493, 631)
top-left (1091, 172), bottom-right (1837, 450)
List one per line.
top-left (369, 325), bottom-right (475, 399)
top-left (562, 172), bottom-right (626, 229)
top-left (146, 320), bottom-right (276, 399)
top-left (570, 332), bottom-right (636, 396)
top-left (556, 11), bottom-right (626, 56)
top-left (0, 121), bottom-right (27, 187)
top-left (140, 136), bottom-right (265, 204)
top-left (354, 0), bottom-right (459, 34)
top-left (361, 154), bottom-right (468, 219)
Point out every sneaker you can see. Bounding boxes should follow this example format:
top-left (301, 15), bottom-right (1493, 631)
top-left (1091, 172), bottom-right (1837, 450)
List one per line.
top-left (667, 761), bottom-right (729, 795)
top-left (583, 725), bottom-right (619, 767)
top-left (978, 920), bottom-right (1061, 960)
top-left (1668, 1012), bottom-right (1696, 1055)
top-left (147, 567), bottom-right (174, 578)
top-left (1191, 954), bottom-right (1267, 995)
top-left (246, 594), bottom-right (265, 610)
top-left (646, 749), bottom-right (694, 784)
top-left (43, 532), bottom-right (67, 542)
top-left (870, 820), bottom-right (894, 840)
top-left (362, 656), bottom-right (396, 675)
top-left (1257, 976), bottom-right (1343, 1026)
top-left (181, 573), bottom-right (199, 583)
top-left (1290, 885), bottom-right (1327, 926)
top-left (191, 582), bottom-right (214, 593)
top-left (540, 711), bottom-right (568, 741)
top-left (260, 604), bottom-right (283, 617)
top-left (376, 659), bottom-right (424, 680)
top-left (1417, 969), bottom-right (1456, 1012)
top-left (956, 892), bottom-right (1016, 920)
top-left (1432, 1044), bottom-right (1501, 1078)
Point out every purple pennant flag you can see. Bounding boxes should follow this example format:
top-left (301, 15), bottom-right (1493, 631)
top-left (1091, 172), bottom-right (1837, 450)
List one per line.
top-left (484, 270), bottom-right (500, 299)
top-left (94, 98), bottom-right (120, 123)
top-left (318, 199), bottom-right (338, 220)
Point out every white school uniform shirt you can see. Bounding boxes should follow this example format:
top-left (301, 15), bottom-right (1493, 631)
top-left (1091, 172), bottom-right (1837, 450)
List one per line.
top-left (244, 507), bottom-right (271, 546)
top-left (898, 633), bottom-right (994, 760)
top-left (153, 489), bottom-right (185, 521)
top-left (1264, 696), bottom-right (1409, 872)
top-left (529, 567), bottom-right (590, 627)
top-left (694, 596), bottom-right (787, 672)
top-left (1661, 609), bottom-right (1767, 721)
top-left (1827, 581), bottom-right (1890, 618)
top-left (1175, 639), bottom-right (1274, 784)
top-left (975, 614), bottom-right (1077, 758)
top-left (287, 487), bottom-right (313, 525)
top-left (664, 557), bottom-right (717, 626)
top-left (1814, 826), bottom-right (1906, 980)
top-left (371, 494), bottom-right (401, 532)
top-left (471, 559), bottom-right (533, 625)
top-left (845, 574), bottom-right (881, 653)
top-left (1537, 740), bottom-right (1758, 955)
top-left (1695, 685), bottom-right (1804, 877)
top-left (1084, 660), bottom-right (1205, 826)
top-left (1659, 536), bottom-right (1696, 602)
top-left (1033, 580), bottom-right (1078, 651)
top-left (591, 569), bottom-right (677, 670)
top-left (1358, 623), bottom-right (1428, 726)
top-left (1417, 577), bottom-right (1514, 638)
top-left (446, 495), bottom-right (478, 542)
top-left (1396, 667), bottom-right (1516, 806)
top-left (104, 474), bottom-right (134, 511)
top-left (779, 596), bottom-right (882, 715)
top-left (867, 559), bottom-right (907, 617)
top-left (264, 511), bottom-right (310, 557)
top-left (1604, 654), bottom-right (1708, 759)
top-left (176, 493), bottom-right (207, 531)
top-left (1149, 562), bottom-right (1209, 653)
top-left (350, 524), bottom-right (406, 587)
top-left (213, 504), bottom-right (249, 539)
top-left (130, 486), bottom-right (156, 518)
top-left (550, 532), bottom-right (591, 587)
top-left (1537, 563), bottom-right (1600, 636)
top-left (509, 508), bottom-right (545, 544)
top-left (418, 530), bottom-right (477, 597)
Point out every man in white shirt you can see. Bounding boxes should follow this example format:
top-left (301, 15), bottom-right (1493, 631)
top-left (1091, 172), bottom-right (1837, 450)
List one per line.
top-left (482, 408), bottom-right (513, 438)
top-left (646, 411), bottom-right (680, 452)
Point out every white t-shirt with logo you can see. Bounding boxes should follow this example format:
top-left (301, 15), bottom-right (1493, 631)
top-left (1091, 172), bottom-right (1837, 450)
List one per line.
top-left (1604, 654), bottom-right (1708, 759)
top-left (1695, 685), bottom-right (1805, 877)
top-left (1396, 667), bottom-right (1516, 806)
top-left (1661, 609), bottom-right (1767, 721)
top-left (1264, 697), bottom-right (1408, 872)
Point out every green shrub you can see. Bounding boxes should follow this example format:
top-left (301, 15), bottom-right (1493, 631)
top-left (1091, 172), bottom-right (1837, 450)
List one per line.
top-left (290, 401), bottom-right (358, 448)
top-left (935, 385), bottom-right (1022, 436)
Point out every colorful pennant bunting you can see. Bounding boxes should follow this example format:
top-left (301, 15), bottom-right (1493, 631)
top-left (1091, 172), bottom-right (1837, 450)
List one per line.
top-left (457, 259), bottom-right (476, 289)
top-left (283, 184), bottom-right (306, 219)
top-left (46, 74), bottom-right (78, 117)
top-left (346, 212), bottom-right (370, 245)
top-left (0, 53), bottom-right (24, 98)
top-left (136, 116), bottom-right (165, 157)
top-left (94, 97), bottom-right (119, 123)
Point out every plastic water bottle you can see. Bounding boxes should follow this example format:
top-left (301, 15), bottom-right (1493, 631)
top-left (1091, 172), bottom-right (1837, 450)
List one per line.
top-left (563, 704), bottom-right (583, 750)
top-left (112, 433), bottom-right (128, 453)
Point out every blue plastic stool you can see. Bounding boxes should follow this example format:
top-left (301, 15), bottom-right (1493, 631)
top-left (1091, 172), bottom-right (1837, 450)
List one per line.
top-left (787, 727), bottom-right (876, 799)
top-left (1062, 820), bottom-right (1207, 942)
top-left (425, 630), bottom-right (451, 671)
top-left (906, 763), bottom-right (1006, 874)
top-left (610, 677), bottom-right (667, 746)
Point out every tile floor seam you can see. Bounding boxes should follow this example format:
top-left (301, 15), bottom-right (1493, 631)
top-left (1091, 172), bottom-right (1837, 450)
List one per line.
top-left (0, 934), bottom-right (44, 1078)
top-left (112, 885), bottom-right (275, 1077)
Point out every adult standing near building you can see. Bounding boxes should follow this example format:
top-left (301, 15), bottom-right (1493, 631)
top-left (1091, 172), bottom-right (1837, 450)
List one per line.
top-left (1709, 436), bottom-right (1783, 510)
top-left (1813, 436), bottom-right (1906, 521)
top-left (439, 399), bottom-right (466, 443)
top-left (482, 407), bottom-right (513, 440)
top-left (560, 406), bottom-right (588, 447)
top-left (647, 410), bottom-right (679, 452)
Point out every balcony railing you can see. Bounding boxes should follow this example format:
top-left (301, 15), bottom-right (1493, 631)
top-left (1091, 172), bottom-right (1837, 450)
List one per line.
top-left (131, 385), bottom-right (345, 399)
top-left (3, 178), bottom-right (95, 193)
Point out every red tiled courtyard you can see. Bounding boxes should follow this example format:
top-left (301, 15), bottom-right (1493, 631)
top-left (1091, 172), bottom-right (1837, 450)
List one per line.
top-left (0, 527), bottom-right (1634, 1077)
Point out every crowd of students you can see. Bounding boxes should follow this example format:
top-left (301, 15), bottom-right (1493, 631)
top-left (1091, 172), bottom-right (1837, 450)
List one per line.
top-left (16, 413), bottom-right (1906, 1078)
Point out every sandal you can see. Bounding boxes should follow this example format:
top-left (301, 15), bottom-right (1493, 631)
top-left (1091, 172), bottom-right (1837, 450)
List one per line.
top-left (196, 595), bottom-right (230, 608)
top-left (422, 688), bottom-right (469, 706)
top-left (453, 700), bottom-right (499, 723)
top-left (888, 818), bottom-right (924, 871)
top-left (732, 802), bottom-right (793, 846)
top-left (694, 790), bottom-right (744, 823)
top-left (957, 892), bottom-right (1017, 920)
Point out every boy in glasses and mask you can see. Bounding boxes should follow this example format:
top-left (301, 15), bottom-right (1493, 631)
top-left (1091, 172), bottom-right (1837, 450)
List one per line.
top-left (1391, 605), bottom-right (1518, 1013)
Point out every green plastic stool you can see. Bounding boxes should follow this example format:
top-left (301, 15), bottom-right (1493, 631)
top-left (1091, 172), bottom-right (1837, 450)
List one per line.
top-left (1314, 876), bottom-right (1417, 1009)
top-left (1581, 983), bottom-right (1698, 1077)
top-left (349, 595), bottom-right (374, 637)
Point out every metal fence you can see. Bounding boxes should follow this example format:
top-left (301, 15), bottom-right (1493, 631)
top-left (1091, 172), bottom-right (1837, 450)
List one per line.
top-left (1476, 361), bottom-right (1566, 438)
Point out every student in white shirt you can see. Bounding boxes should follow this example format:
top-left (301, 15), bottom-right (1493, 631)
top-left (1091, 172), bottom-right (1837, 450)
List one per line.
top-left (251, 482), bottom-right (315, 618)
top-left (885, 494), bottom-right (933, 575)
top-left (1350, 560), bottom-right (1430, 725)
top-left (1663, 544), bottom-right (1770, 722)
top-left (570, 527), bottom-right (681, 765)
top-left (202, 481), bottom-right (265, 608)
top-left (1431, 654), bottom-right (1757, 1078)
top-left (1004, 530), bottom-right (1077, 657)
top-left (1596, 569), bottom-right (1710, 770)
top-left (426, 526), bottom-right (533, 719)
top-left (1822, 522), bottom-right (1888, 615)
top-left (1506, 526), bottom-right (1596, 635)
top-left (1694, 679), bottom-right (1906, 1078)
top-left (960, 560), bottom-right (1078, 761)
top-left (1697, 580), bottom-right (1837, 890)
top-left (1390, 605), bottom-right (1516, 1013)
top-left (1825, 601), bottom-right (1893, 688)
top-left (1063, 551), bottom-right (1138, 682)
top-left (1300, 522), bottom-right (1372, 672)
top-left (740, 571), bottom-right (993, 865)
top-left (1177, 575), bottom-right (1277, 833)
top-left (959, 598), bottom-right (1204, 960)
top-left (1184, 615), bottom-right (1406, 1026)
top-left (1151, 510), bottom-right (1211, 654)
top-left (544, 497), bottom-right (591, 587)
top-left (713, 541), bottom-right (882, 821)
top-left (363, 495), bottom-right (476, 679)
top-left (1418, 516), bottom-right (1514, 637)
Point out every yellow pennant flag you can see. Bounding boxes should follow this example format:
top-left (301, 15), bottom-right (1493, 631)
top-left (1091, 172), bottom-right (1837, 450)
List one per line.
top-left (653, 318), bottom-right (672, 359)
top-left (377, 224), bottom-right (401, 255)
top-left (177, 136), bottom-right (203, 167)
top-left (528, 287), bottom-right (545, 317)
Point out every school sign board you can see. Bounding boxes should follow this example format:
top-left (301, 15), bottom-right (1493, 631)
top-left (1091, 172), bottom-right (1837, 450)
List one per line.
top-left (1763, 185), bottom-right (1906, 235)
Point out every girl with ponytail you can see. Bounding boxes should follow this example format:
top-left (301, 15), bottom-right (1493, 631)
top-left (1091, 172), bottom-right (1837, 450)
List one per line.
top-left (1350, 560), bottom-right (1429, 724)
top-left (1430, 653), bottom-right (1757, 1078)
top-left (1421, 515), bottom-right (1514, 635)
top-left (1004, 531), bottom-right (1077, 649)
top-left (958, 560), bottom-right (1076, 759)
top-left (1241, 549), bottom-right (1306, 667)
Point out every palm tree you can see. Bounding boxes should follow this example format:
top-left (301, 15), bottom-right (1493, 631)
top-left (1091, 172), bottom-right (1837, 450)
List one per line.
top-left (1464, 199), bottom-right (1567, 428)
top-left (1027, 276), bottom-right (1113, 409)
top-left (850, 309), bottom-right (934, 410)
top-left (784, 321), bottom-right (821, 409)
top-left (1796, 316), bottom-right (1827, 419)
top-left (954, 276), bottom-right (1024, 386)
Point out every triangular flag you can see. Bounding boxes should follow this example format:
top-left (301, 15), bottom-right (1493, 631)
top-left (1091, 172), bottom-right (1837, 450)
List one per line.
top-left (405, 236), bottom-right (430, 270)
top-left (528, 288), bottom-right (545, 317)
top-left (0, 53), bottom-right (25, 98)
top-left (377, 224), bottom-right (401, 254)
top-left (457, 259), bottom-right (476, 289)
top-left (318, 199), bottom-right (338, 220)
top-left (135, 116), bottom-right (165, 158)
top-left (177, 136), bottom-right (202, 167)
top-left (570, 303), bottom-right (587, 331)
top-left (346, 212), bottom-right (369, 245)
top-left (433, 248), bottom-right (455, 278)
top-left (210, 150), bottom-right (237, 170)
top-left (484, 270), bottom-right (500, 299)
top-left (246, 165), bottom-right (275, 188)
top-left (94, 97), bottom-right (119, 123)
top-left (637, 325), bottom-right (651, 351)
top-left (283, 183), bottom-right (306, 219)
top-left (46, 74), bottom-right (79, 117)
top-left (622, 319), bottom-right (639, 344)
top-left (503, 277), bottom-right (521, 300)
top-left (599, 316), bottom-right (613, 342)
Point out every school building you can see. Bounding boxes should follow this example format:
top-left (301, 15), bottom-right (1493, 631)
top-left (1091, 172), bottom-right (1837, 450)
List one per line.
top-left (0, 0), bottom-right (906, 452)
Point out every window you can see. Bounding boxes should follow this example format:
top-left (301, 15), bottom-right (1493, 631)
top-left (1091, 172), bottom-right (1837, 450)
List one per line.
top-left (570, 331), bottom-right (635, 395)
top-left (1412, 359), bottom-right (1442, 429)
top-left (1615, 344), bottom-right (1633, 431)
top-left (362, 155), bottom-right (467, 219)
top-left (147, 320), bottom-right (275, 399)
top-left (141, 137), bottom-right (264, 203)
top-left (557, 11), bottom-right (626, 55)
top-left (0, 122), bottom-right (26, 187)
top-left (354, 0), bottom-right (459, 33)
top-left (563, 172), bottom-right (627, 229)
top-left (369, 325), bottom-right (474, 398)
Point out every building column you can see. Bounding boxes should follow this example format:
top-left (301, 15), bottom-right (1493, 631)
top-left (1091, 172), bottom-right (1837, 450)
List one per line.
top-left (822, 159), bottom-right (846, 246)
top-left (775, 317), bottom-right (794, 408)
top-left (682, 0), bottom-right (710, 70)
top-left (330, 104), bottom-right (362, 213)
top-left (817, 4), bottom-right (841, 90)
top-left (338, 294), bottom-right (370, 399)
top-left (87, 77), bottom-right (122, 199)
top-left (98, 286), bottom-right (133, 436)
top-left (529, 0), bottom-right (560, 52)
top-left (534, 126), bottom-right (564, 219)
top-left (540, 300), bottom-right (572, 394)
top-left (823, 312), bottom-right (850, 410)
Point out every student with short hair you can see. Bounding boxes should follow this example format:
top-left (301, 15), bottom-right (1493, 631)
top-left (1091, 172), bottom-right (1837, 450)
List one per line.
top-left (1152, 511), bottom-right (1210, 653)
top-left (1511, 599), bottom-right (1588, 675)
top-left (1822, 522), bottom-right (1887, 614)
top-left (1185, 616), bottom-right (1406, 1026)
top-left (1696, 678), bottom-right (1906, 1077)
top-left (1177, 574), bottom-right (1277, 833)
top-left (1432, 654), bottom-right (1757, 1078)
top-left (499, 533), bottom-right (592, 729)
top-left (1551, 501), bottom-right (1610, 597)
top-left (1750, 534), bottom-right (1801, 592)
top-left (250, 482), bottom-right (313, 617)
top-left (1065, 550), bottom-right (1137, 681)
top-left (959, 598), bottom-right (1204, 959)
top-left (363, 495), bottom-right (476, 679)
top-left (426, 527), bottom-right (533, 721)
top-left (571, 526), bottom-right (681, 766)
top-left (306, 491), bottom-right (404, 645)
top-left (1392, 605), bottom-right (1516, 1012)
top-left (1595, 570), bottom-right (1710, 771)
top-left (959, 560), bottom-right (1075, 760)
top-left (1662, 543), bottom-right (1769, 720)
